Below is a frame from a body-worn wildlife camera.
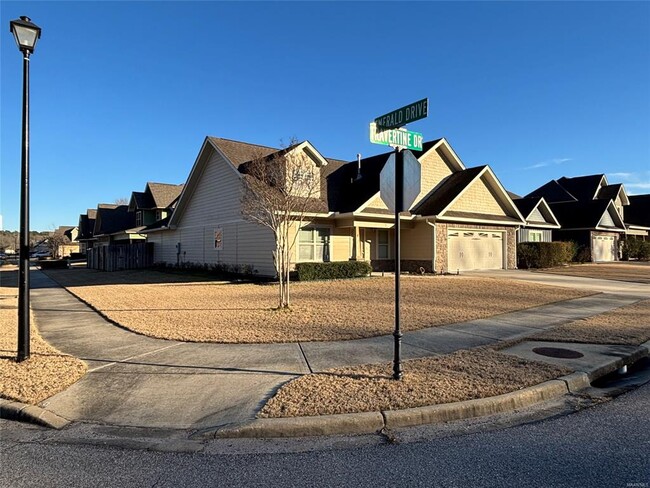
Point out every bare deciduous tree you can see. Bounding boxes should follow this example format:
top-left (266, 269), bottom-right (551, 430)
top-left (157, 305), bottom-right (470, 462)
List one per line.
top-left (114, 197), bottom-right (129, 205)
top-left (241, 140), bottom-right (323, 309)
top-left (47, 231), bottom-right (70, 259)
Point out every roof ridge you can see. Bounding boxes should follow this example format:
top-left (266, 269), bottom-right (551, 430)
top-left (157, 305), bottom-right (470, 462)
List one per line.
top-left (208, 136), bottom-right (280, 152)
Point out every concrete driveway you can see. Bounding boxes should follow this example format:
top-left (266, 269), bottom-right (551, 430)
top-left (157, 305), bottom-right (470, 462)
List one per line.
top-left (462, 269), bottom-right (650, 297)
top-left (30, 269), bottom-right (642, 431)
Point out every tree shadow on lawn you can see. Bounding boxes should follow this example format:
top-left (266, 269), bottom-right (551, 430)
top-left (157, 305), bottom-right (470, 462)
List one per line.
top-left (40, 267), bottom-right (274, 288)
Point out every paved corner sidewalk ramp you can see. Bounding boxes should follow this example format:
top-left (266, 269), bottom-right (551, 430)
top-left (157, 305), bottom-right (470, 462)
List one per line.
top-left (28, 270), bottom-right (643, 431)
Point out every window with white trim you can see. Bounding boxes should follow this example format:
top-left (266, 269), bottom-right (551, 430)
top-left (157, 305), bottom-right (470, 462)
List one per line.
top-left (298, 227), bottom-right (330, 262)
top-left (529, 230), bottom-right (543, 242)
top-left (377, 229), bottom-right (389, 259)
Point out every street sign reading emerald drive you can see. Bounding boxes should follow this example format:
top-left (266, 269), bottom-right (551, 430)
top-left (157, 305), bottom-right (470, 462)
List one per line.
top-left (374, 98), bottom-right (428, 130)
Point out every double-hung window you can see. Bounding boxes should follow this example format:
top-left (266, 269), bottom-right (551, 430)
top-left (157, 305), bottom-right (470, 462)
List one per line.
top-left (299, 227), bottom-right (330, 262)
top-left (377, 230), bottom-right (389, 259)
top-left (529, 231), bottom-right (543, 242)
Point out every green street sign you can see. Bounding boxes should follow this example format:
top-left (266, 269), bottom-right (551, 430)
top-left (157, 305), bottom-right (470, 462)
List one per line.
top-left (374, 98), bottom-right (428, 130)
top-left (369, 123), bottom-right (423, 151)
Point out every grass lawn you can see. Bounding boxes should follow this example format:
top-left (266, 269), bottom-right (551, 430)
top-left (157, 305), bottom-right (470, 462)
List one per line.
top-left (41, 268), bottom-right (591, 343)
top-left (260, 299), bottom-right (650, 418)
top-left (536, 262), bottom-right (650, 284)
top-left (0, 267), bottom-right (87, 405)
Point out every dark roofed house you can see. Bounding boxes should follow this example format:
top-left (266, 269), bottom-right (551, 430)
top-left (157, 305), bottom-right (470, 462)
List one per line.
top-left (511, 196), bottom-right (560, 243)
top-left (128, 182), bottom-right (184, 227)
top-left (77, 209), bottom-right (97, 254)
top-left (625, 194), bottom-right (650, 240)
top-left (525, 174), bottom-right (629, 261)
top-left (93, 204), bottom-right (140, 246)
top-left (146, 135), bottom-right (525, 275)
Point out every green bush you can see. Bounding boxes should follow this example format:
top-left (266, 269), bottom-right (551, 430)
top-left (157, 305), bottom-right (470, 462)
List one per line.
top-left (517, 242), bottom-right (575, 269)
top-left (295, 261), bottom-right (372, 281)
top-left (622, 239), bottom-right (650, 261)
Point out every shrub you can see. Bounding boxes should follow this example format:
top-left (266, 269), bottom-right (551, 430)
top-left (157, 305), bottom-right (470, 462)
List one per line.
top-left (38, 259), bottom-right (69, 270)
top-left (517, 242), bottom-right (575, 269)
top-left (622, 239), bottom-right (650, 261)
top-left (295, 261), bottom-right (373, 281)
top-left (151, 261), bottom-right (258, 279)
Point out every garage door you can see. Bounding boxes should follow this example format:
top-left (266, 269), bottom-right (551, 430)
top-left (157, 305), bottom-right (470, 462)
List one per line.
top-left (592, 235), bottom-right (616, 262)
top-left (448, 231), bottom-right (503, 271)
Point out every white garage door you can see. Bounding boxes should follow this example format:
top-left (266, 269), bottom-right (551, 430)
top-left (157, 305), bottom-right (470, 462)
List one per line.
top-left (592, 235), bottom-right (616, 262)
top-left (448, 231), bottom-right (503, 271)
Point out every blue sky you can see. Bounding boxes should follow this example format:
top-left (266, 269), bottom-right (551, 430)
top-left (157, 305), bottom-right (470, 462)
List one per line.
top-left (1, 1), bottom-right (648, 231)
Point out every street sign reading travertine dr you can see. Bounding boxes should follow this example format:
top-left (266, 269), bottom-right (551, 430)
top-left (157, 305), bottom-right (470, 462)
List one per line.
top-left (374, 98), bottom-right (428, 130)
top-left (369, 123), bottom-right (423, 151)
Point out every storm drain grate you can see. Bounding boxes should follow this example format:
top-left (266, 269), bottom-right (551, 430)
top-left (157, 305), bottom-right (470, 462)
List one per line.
top-left (532, 347), bottom-right (584, 359)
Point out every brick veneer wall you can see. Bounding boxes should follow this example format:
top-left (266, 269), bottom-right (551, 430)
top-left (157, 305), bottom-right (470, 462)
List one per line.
top-left (434, 222), bottom-right (517, 272)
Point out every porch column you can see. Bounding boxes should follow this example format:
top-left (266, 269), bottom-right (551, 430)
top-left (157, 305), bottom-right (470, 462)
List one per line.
top-left (351, 226), bottom-right (361, 260)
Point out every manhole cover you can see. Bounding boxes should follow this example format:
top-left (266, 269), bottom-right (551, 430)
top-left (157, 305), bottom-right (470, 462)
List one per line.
top-left (532, 347), bottom-right (584, 359)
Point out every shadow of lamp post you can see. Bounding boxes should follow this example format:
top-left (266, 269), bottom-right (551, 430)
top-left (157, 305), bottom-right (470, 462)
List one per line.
top-left (9, 16), bottom-right (41, 362)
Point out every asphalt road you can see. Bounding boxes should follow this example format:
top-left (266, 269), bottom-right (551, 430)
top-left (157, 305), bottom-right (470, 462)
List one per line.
top-left (1, 382), bottom-right (648, 488)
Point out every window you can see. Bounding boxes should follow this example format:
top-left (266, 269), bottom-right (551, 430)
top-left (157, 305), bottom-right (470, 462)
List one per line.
top-left (135, 211), bottom-right (142, 226)
top-left (529, 231), bottom-right (543, 242)
top-left (156, 210), bottom-right (164, 221)
top-left (377, 230), bottom-right (389, 259)
top-left (298, 227), bottom-right (330, 262)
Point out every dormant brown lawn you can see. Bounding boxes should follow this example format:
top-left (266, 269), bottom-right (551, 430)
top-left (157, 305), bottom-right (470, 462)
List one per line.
top-left (0, 267), bottom-right (86, 404)
top-left (533, 298), bottom-right (650, 345)
top-left (259, 350), bottom-right (572, 418)
top-left (536, 262), bottom-right (650, 284)
top-left (43, 268), bottom-right (590, 343)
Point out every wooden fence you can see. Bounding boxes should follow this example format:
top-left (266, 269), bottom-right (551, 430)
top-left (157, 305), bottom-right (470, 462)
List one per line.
top-left (87, 242), bottom-right (153, 271)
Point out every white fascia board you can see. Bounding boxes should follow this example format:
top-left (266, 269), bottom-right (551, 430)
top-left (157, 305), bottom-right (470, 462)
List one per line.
top-left (592, 175), bottom-right (608, 200)
top-left (299, 141), bottom-right (329, 167)
top-left (602, 200), bottom-right (626, 229)
top-left (482, 167), bottom-right (527, 224)
top-left (356, 191), bottom-right (383, 213)
top-left (535, 197), bottom-right (561, 227)
top-left (523, 222), bottom-right (561, 229)
top-left (618, 185), bottom-right (631, 205)
top-left (429, 138), bottom-right (466, 171)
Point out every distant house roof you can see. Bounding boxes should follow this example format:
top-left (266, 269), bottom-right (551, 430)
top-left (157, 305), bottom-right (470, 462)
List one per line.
top-left (556, 175), bottom-right (605, 202)
top-left (549, 199), bottom-right (624, 230)
top-left (78, 209), bottom-right (97, 241)
top-left (626, 194), bottom-right (650, 228)
top-left (525, 180), bottom-right (577, 203)
top-left (512, 197), bottom-right (560, 228)
top-left (148, 182), bottom-right (184, 209)
top-left (93, 205), bottom-right (135, 236)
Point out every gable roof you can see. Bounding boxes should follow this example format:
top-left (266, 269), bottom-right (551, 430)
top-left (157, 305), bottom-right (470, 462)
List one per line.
top-left (93, 204), bottom-right (135, 236)
top-left (147, 182), bottom-right (185, 209)
top-left (208, 137), bottom-right (280, 170)
top-left (626, 194), bottom-right (650, 227)
top-left (512, 197), bottom-right (560, 228)
top-left (412, 165), bottom-right (525, 224)
top-left (597, 183), bottom-right (630, 205)
top-left (557, 174), bottom-right (606, 202)
top-left (525, 180), bottom-right (577, 203)
top-left (549, 199), bottom-right (625, 230)
top-left (78, 209), bottom-right (97, 241)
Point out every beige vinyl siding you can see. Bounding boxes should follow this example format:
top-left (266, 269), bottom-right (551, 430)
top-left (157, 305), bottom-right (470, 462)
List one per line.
top-left (401, 222), bottom-right (433, 260)
top-left (365, 194), bottom-right (389, 211)
top-left (331, 228), bottom-right (352, 261)
top-left (151, 148), bottom-right (277, 276)
top-left (448, 176), bottom-right (507, 216)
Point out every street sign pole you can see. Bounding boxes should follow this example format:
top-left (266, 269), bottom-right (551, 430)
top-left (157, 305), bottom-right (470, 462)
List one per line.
top-left (393, 147), bottom-right (403, 380)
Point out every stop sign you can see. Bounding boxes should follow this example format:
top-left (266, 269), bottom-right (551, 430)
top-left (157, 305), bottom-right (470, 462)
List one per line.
top-left (380, 150), bottom-right (421, 212)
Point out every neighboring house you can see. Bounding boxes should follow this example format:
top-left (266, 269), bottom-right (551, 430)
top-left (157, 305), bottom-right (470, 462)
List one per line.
top-left (77, 209), bottom-right (97, 254)
top-left (92, 204), bottom-right (142, 246)
top-left (128, 182), bottom-right (184, 227)
top-left (146, 136), bottom-right (526, 276)
top-left (51, 226), bottom-right (80, 258)
top-left (525, 174), bottom-right (629, 261)
top-left (625, 194), bottom-right (650, 240)
top-left (510, 196), bottom-right (560, 243)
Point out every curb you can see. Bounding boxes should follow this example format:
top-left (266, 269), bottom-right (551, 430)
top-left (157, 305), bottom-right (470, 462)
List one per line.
top-left (0, 399), bottom-right (70, 429)
top-left (201, 346), bottom-right (649, 439)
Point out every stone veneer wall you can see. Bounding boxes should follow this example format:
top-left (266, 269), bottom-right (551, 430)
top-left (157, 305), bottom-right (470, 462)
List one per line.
top-left (434, 222), bottom-right (517, 272)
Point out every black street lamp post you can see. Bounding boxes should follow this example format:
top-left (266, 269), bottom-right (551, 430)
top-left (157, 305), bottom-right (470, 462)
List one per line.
top-left (10, 16), bottom-right (41, 362)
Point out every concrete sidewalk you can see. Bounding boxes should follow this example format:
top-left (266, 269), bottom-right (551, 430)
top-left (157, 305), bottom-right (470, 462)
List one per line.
top-left (22, 270), bottom-right (647, 431)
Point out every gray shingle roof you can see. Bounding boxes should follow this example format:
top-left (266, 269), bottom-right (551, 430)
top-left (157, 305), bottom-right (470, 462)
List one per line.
top-left (147, 182), bottom-right (184, 209)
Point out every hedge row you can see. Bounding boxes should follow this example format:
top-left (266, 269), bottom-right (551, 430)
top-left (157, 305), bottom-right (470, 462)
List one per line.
top-left (295, 261), bottom-right (373, 281)
top-left (517, 242), bottom-right (576, 269)
top-left (622, 239), bottom-right (650, 261)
